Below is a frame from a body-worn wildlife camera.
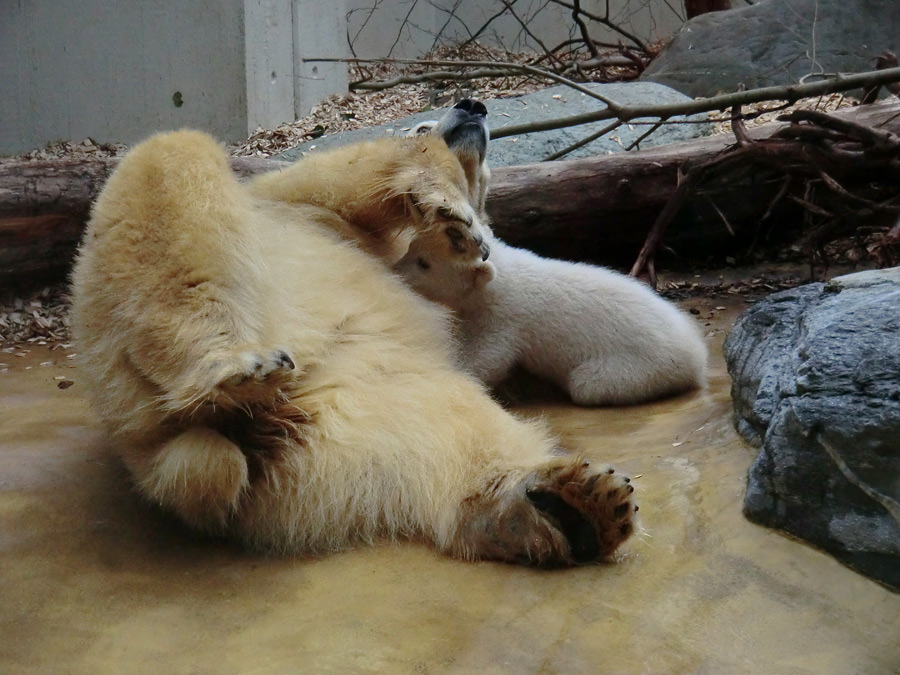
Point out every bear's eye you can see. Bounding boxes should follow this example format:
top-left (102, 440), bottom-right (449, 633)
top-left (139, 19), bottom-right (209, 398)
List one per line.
top-left (417, 257), bottom-right (431, 271)
top-left (436, 206), bottom-right (456, 221)
top-left (409, 196), bottom-right (426, 218)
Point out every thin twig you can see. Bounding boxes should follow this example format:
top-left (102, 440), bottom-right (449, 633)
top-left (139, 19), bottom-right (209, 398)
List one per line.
top-left (778, 108), bottom-right (900, 148)
top-left (497, 0), bottom-right (566, 69)
top-left (542, 120), bottom-right (622, 161)
top-left (624, 120), bottom-right (665, 151)
top-left (730, 92), bottom-right (753, 147)
top-left (544, 0), bottom-right (646, 49)
top-left (572, 0), bottom-right (599, 58)
top-left (459, 0), bottom-right (520, 49)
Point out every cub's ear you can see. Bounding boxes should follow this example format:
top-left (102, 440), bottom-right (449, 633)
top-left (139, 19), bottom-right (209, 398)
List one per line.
top-left (471, 261), bottom-right (496, 289)
top-left (408, 121), bottom-right (438, 137)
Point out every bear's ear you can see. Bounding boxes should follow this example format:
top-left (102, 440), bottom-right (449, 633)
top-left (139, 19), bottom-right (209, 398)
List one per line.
top-left (408, 121), bottom-right (438, 136)
top-left (471, 261), bottom-right (496, 289)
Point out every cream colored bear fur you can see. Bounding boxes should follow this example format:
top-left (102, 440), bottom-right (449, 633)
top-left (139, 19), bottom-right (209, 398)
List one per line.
top-left (395, 229), bottom-right (708, 405)
top-left (399, 109), bottom-right (707, 406)
top-left (70, 126), bottom-right (636, 566)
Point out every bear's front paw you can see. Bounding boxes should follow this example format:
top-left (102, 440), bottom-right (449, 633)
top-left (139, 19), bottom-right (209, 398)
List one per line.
top-left (167, 348), bottom-right (298, 413)
top-left (222, 349), bottom-right (295, 388)
top-left (445, 223), bottom-right (490, 261)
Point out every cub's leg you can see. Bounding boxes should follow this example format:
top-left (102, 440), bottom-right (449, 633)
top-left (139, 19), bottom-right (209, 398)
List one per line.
top-left (447, 456), bottom-right (636, 566)
top-left (566, 356), bottom-right (700, 406)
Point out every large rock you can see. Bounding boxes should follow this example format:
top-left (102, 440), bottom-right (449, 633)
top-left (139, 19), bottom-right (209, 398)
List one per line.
top-left (643, 0), bottom-right (900, 97)
top-left (724, 269), bottom-right (900, 591)
top-left (279, 82), bottom-right (710, 166)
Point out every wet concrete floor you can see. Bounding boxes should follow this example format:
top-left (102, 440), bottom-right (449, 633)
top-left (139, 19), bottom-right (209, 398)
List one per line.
top-left (2, 296), bottom-right (899, 674)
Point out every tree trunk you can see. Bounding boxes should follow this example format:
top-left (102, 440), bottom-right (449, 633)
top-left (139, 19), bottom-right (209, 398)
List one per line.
top-left (2, 101), bottom-right (899, 287)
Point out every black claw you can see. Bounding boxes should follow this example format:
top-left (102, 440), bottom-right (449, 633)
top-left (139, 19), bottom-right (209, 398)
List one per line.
top-left (479, 241), bottom-right (490, 261)
top-left (277, 351), bottom-right (295, 370)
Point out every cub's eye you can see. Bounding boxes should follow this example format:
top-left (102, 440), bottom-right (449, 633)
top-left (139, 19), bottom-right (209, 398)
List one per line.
top-left (417, 257), bottom-right (431, 271)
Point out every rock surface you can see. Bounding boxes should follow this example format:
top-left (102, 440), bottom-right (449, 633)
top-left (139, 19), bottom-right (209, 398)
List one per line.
top-left (279, 82), bottom-right (710, 166)
top-left (643, 0), bottom-right (900, 98)
top-left (724, 268), bottom-right (900, 590)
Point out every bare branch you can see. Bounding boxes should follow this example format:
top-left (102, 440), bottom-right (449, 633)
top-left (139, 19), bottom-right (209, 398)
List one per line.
top-left (629, 104), bottom-right (900, 284)
top-left (544, 0), bottom-right (646, 50)
top-left (350, 66), bottom-right (539, 90)
top-left (495, 0), bottom-right (565, 69)
top-left (307, 56), bottom-right (623, 108)
top-left (484, 65), bottom-right (900, 139)
top-left (458, 1), bottom-right (518, 49)
top-left (571, 0), bottom-right (599, 58)
top-left (386, 0), bottom-right (423, 58)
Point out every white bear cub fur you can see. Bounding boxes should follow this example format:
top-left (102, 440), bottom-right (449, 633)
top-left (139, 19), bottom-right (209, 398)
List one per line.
top-left (395, 228), bottom-right (708, 406)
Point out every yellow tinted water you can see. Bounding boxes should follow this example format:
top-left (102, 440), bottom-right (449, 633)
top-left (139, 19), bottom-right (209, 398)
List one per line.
top-left (2, 297), bottom-right (898, 674)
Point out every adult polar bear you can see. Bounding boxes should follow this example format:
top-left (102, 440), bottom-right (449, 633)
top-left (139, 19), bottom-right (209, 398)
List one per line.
top-left (70, 103), bottom-right (636, 567)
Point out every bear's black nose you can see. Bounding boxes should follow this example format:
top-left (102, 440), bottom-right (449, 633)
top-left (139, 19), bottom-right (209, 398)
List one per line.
top-left (454, 99), bottom-right (487, 117)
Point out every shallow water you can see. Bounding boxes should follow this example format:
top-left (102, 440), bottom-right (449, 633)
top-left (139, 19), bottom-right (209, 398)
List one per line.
top-left (2, 297), bottom-right (898, 674)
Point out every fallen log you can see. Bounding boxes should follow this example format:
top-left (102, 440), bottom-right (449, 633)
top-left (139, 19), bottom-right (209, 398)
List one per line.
top-left (0, 157), bottom-right (289, 287)
top-left (486, 100), bottom-right (900, 265)
top-left (2, 100), bottom-right (900, 287)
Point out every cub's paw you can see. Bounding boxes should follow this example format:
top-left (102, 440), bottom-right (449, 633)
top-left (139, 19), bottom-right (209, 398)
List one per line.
top-left (445, 223), bottom-right (490, 261)
top-left (525, 458), bottom-right (637, 564)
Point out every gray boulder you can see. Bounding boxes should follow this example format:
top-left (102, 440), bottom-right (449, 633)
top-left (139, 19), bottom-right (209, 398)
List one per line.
top-left (643, 0), bottom-right (900, 98)
top-left (279, 82), bottom-right (710, 166)
top-left (724, 269), bottom-right (900, 591)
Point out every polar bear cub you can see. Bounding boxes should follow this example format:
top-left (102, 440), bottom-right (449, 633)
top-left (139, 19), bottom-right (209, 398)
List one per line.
top-left (394, 228), bottom-right (708, 405)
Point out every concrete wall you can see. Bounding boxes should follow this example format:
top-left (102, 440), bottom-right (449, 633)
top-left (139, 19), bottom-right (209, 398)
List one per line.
top-left (293, 0), bottom-right (348, 118)
top-left (2, 1), bottom-right (248, 153)
top-left (2, 0), bottom-right (683, 154)
top-left (0, 0), bottom-right (348, 153)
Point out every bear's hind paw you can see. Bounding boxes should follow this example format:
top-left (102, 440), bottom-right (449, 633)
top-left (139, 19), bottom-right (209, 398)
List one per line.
top-left (451, 456), bottom-right (637, 567)
top-left (525, 459), bottom-right (636, 564)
